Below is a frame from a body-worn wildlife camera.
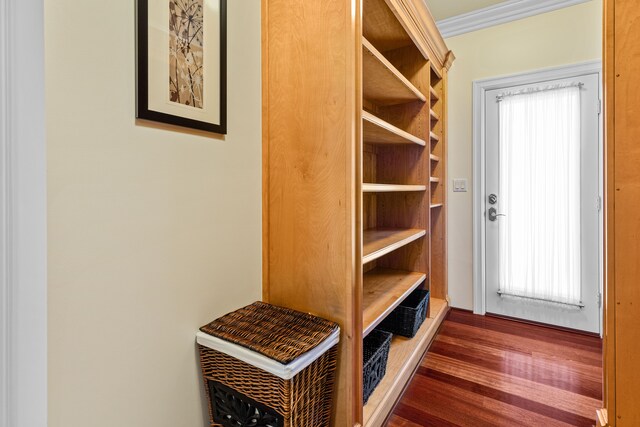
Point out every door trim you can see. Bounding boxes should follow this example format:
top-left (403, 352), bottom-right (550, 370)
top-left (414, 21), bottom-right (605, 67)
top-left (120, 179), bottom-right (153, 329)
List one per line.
top-left (472, 60), bottom-right (603, 316)
top-left (0, 0), bottom-right (47, 426)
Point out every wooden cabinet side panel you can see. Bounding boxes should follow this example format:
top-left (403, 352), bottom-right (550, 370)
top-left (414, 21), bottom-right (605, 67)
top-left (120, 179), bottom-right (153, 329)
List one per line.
top-left (612, 0), bottom-right (640, 424)
top-left (262, 0), bottom-right (362, 425)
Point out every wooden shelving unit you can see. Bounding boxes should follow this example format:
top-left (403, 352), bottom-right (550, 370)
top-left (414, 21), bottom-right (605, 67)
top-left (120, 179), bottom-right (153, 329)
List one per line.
top-left (262, 0), bottom-right (453, 424)
top-left (359, 0), bottom-right (452, 424)
top-left (429, 65), bottom-right (447, 304)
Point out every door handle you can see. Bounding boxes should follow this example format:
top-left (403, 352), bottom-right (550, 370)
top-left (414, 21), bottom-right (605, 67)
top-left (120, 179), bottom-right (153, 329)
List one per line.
top-left (488, 207), bottom-right (506, 222)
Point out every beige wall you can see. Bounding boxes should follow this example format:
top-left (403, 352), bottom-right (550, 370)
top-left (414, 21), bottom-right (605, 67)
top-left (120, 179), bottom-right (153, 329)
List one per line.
top-left (445, 1), bottom-right (602, 309)
top-left (46, 1), bottom-right (262, 426)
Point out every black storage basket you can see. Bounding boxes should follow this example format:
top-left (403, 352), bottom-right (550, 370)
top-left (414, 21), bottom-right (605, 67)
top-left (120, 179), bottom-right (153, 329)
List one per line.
top-left (362, 329), bottom-right (392, 404)
top-left (378, 289), bottom-right (430, 338)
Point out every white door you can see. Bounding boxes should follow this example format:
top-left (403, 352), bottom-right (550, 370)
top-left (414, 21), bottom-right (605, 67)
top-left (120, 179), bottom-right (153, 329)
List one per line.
top-left (485, 73), bottom-right (601, 333)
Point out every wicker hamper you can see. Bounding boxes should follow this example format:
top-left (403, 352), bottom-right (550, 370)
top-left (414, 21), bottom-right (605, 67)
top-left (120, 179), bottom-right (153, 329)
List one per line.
top-left (378, 289), bottom-right (430, 338)
top-left (196, 301), bottom-right (340, 427)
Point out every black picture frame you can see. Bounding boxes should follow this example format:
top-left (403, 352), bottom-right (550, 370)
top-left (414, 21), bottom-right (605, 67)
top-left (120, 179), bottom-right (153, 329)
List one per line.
top-left (136, 0), bottom-right (227, 134)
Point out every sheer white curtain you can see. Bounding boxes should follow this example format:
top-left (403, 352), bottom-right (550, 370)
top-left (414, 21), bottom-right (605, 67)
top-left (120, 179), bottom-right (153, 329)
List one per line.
top-left (498, 84), bottom-right (582, 306)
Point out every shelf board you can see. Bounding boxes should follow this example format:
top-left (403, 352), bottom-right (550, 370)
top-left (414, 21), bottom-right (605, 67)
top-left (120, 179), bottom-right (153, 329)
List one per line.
top-left (430, 177), bottom-right (440, 183)
top-left (364, 298), bottom-right (449, 427)
top-left (430, 86), bottom-right (439, 102)
top-left (430, 203), bottom-right (444, 208)
top-left (430, 109), bottom-right (440, 121)
top-left (362, 111), bottom-right (426, 146)
top-left (363, 228), bottom-right (426, 264)
top-left (430, 131), bottom-right (439, 143)
top-left (430, 154), bottom-right (440, 162)
top-left (363, 268), bottom-right (426, 336)
top-left (363, 183), bottom-right (427, 193)
top-left (363, 38), bottom-right (427, 106)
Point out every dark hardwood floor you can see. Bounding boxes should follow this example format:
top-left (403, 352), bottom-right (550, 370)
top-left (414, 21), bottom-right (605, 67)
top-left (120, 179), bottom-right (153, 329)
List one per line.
top-left (387, 309), bottom-right (602, 427)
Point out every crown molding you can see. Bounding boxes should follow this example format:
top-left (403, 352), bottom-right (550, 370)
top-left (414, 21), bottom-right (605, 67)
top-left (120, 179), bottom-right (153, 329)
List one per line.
top-left (387, 0), bottom-right (455, 71)
top-left (436, 0), bottom-right (592, 39)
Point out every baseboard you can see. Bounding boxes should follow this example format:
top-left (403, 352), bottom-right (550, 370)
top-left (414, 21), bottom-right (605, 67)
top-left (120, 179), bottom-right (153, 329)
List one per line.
top-left (486, 312), bottom-right (602, 338)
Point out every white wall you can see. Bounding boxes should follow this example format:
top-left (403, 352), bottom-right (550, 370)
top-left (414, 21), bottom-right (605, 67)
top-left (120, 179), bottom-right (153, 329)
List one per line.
top-left (45, 1), bottom-right (262, 426)
top-left (445, 0), bottom-right (602, 309)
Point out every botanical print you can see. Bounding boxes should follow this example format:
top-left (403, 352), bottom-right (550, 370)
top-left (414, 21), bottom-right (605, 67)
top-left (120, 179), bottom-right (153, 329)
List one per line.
top-left (169, 0), bottom-right (204, 109)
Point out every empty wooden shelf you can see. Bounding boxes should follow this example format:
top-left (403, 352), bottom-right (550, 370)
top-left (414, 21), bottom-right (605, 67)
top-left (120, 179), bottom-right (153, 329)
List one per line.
top-left (430, 131), bottom-right (440, 142)
top-left (430, 154), bottom-right (440, 162)
top-left (363, 183), bottom-right (427, 193)
top-left (430, 177), bottom-right (440, 183)
top-left (430, 109), bottom-right (440, 121)
top-left (363, 38), bottom-right (426, 105)
top-left (363, 268), bottom-right (426, 336)
top-left (430, 203), bottom-right (443, 208)
top-left (363, 228), bottom-right (426, 264)
top-left (363, 111), bottom-right (426, 146)
top-left (430, 86), bottom-right (439, 102)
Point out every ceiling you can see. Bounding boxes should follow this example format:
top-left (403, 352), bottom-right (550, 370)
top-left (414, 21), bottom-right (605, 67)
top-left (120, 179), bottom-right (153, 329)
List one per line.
top-left (425, 0), bottom-right (510, 21)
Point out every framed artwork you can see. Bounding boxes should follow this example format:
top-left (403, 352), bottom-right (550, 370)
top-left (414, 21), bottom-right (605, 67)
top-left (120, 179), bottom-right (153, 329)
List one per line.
top-left (136, 0), bottom-right (227, 134)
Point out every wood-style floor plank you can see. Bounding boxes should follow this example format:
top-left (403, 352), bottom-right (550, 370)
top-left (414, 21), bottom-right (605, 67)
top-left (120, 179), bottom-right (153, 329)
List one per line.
top-left (388, 309), bottom-right (602, 427)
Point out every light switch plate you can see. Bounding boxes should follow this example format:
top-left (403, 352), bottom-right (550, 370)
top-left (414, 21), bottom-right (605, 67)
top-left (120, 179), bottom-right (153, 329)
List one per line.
top-left (453, 179), bottom-right (467, 192)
